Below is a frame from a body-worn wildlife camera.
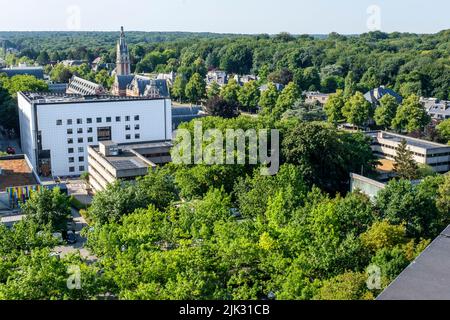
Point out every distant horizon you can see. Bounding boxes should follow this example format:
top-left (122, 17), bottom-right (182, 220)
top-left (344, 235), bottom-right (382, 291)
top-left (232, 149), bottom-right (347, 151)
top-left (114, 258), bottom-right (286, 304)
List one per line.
top-left (0, 0), bottom-right (449, 35)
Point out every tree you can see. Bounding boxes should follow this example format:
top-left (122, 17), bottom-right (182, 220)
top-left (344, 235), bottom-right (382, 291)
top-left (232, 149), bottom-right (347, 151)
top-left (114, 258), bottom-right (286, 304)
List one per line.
top-left (392, 94), bottom-right (431, 133)
top-left (436, 119), bottom-right (450, 144)
top-left (20, 188), bottom-right (71, 232)
top-left (207, 81), bottom-right (221, 99)
top-left (220, 44), bottom-right (253, 75)
top-left (36, 51), bottom-right (50, 65)
top-left (344, 71), bottom-right (357, 98)
top-left (273, 82), bottom-right (301, 119)
top-left (342, 92), bottom-right (371, 127)
top-left (204, 96), bottom-right (238, 119)
top-left (185, 73), bottom-right (206, 105)
top-left (324, 89), bottom-right (345, 124)
top-left (393, 139), bottom-right (419, 180)
top-left (259, 83), bottom-right (279, 114)
top-left (220, 78), bottom-right (241, 107)
top-left (238, 81), bottom-right (260, 112)
top-left (94, 70), bottom-right (114, 89)
top-left (314, 272), bottom-right (373, 300)
top-left (374, 94), bottom-right (399, 129)
top-left (172, 74), bottom-right (187, 102)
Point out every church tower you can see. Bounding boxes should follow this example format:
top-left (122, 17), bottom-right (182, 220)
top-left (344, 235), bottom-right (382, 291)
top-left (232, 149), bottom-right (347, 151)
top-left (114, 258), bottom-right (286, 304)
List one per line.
top-left (116, 26), bottom-right (131, 76)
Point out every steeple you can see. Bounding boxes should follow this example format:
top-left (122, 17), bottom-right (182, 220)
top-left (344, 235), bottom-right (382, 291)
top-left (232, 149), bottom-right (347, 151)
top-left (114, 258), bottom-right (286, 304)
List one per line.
top-left (116, 26), bottom-right (131, 76)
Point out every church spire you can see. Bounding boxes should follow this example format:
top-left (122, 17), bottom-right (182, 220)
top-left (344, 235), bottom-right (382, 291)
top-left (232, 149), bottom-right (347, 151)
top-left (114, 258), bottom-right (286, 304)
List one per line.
top-left (116, 26), bottom-right (131, 76)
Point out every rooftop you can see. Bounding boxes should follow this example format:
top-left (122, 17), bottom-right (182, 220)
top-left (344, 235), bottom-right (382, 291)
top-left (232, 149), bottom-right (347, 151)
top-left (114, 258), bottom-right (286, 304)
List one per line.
top-left (0, 155), bottom-right (38, 191)
top-left (367, 131), bottom-right (450, 151)
top-left (378, 225), bottom-right (450, 300)
top-left (19, 91), bottom-right (168, 105)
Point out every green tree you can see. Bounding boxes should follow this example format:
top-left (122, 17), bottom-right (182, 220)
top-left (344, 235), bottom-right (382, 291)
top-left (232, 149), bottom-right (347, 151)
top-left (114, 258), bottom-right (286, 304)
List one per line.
top-left (436, 119), bottom-right (450, 144)
top-left (259, 83), bottom-right (279, 114)
top-left (172, 74), bottom-right (187, 102)
top-left (220, 78), bottom-right (241, 106)
top-left (393, 139), bottom-right (419, 180)
top-left (344, 71), bottom-right (357, 98)
top-left (324, 89), bottom-right (345, 124)
top-left (392, 94), bottom-right (431, 133)
top-left (207, 81), bottom-right (221, 99)
top-left (374, 94), bottom-right (399, 129)
top-left (238, 81), bottom-right (260, 112)
top-left (185, 73), bottom-right (206, 105)
top-left (273, 82), bottom-right (301, 119)
top-left (342, 92), bottom-right (371, 127)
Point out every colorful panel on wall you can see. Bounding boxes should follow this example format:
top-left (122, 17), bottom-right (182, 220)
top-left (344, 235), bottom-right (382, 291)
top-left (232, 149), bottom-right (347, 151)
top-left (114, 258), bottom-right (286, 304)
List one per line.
top-left (6, 185), bottom-right (42, 209)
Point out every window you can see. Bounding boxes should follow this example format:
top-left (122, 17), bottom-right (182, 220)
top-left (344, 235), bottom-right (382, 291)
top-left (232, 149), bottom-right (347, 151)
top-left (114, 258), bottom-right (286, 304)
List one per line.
top-left (106, 117), bottom-right (112, 123)
top-left (78, 147), bottom-right (84, 153)
top-left (125, 116), bottom-right (130, 122)
top-left (68, 157), bottom-right (75, 163)
top-left (97, 127), bottom-right (112, 141)
top-left (79, 166), bottom-right (85, 172)
top-left (135, 133), bottom-right (140, 139)
top-left (67, 129), bottom-right (73, 135)
top-left (67, 138), bottom-right (73, 144)
top-left (116, 116), bottom-right (121, 122)
top-left (125, 125), bottom-right (131, 131)
top-left (68, 148), bottom-right (74, 154)
top-left (134, 115), bottom-right (140, 121)
top-left (69, 167), bottom-right (75, 173)
top-left (77, 128), bottom-right (83, 134)
top-left (126, 134), bottom-right (131, 140)
top-left (87, 127), bottom-right (93, 133)
top-left (88, 137), bottom-right (93, 143)
top-left (67, 119), bottom-right (73, 125)
top-left (77, 119), bottom-right (83, 125)
top-left (87, 118), bottom-right (92, 124)
top-left (79, 156), bottom-right (85, 162)
top-left (56, 120), bottom-right (62, 126)
top-left (96, 117), bottom-right (102, 123)
top-left (134, 124), bottom-right (140, 130)
top-left (78, 138), bottom-right (84, 143)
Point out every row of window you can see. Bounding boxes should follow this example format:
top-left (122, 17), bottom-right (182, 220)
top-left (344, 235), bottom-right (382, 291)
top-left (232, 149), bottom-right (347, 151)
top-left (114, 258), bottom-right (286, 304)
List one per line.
top-left (126, 134), bottom-right (140, 140)
top-left (69, 166), bottom-right (85, 173)
top-left (429, 161), bottom-right (450, 167)
top-left (68, 137), bottom-right (94, 144)
top-left (428, 152), bottom-right (450, 158)
top-left (68, 147), bottom-right (84, 154)
top-left (373, 143), bottom-right (425, 158)
top-left (56, 115), bottom-right (140, 126)
top-left (67, 125), bottom-right (140, 135)
top-left (69, 156), bottom-right (85, 163)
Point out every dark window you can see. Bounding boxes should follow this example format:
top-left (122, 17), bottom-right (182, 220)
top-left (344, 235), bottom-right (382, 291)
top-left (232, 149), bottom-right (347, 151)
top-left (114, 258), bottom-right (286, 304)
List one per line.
top-left (68, 148), bottom-right (74, 154)
top-left (116, 116), bottom-right (121, 122)
top-left (56, 120), bottom-right (62, 125)
top-left (69, 167), bottom-right (75, 173)
top-left (88, 137), bottom-right (93, 143)
top-left (77, 119), bottom-right (83, 125)
top-left (106, 117), bottom-right (112, 123)
top-left (77, 128), bottom-right (83, 134)
top-left (87, 127), bottom-right (93, 133)
top-left (79, 166), bottom-right (85, 172)
top-left (125, 116), bottom-right (130, 122)
top-left (67, 138), bottom-right (73, 144)
top-left (67, 129), bottom-right (73, 135)
top-left (87, 118), bottom-right (92, 124)
top-left (79, 156), bottom-right (85, 162)
top-left (126, 134), bottom-right (131, 140)
top-left (134, 115), bottom-right (140, 121)
top-left (135, 134), bottom-right (140, 139)
top-left (78, 138), bottom-right (83, 143)
top-left (135, 124), bottom-right (140, 130)
top-left (67, 119), bottom-right (72, 125)
top-left (97, 127), bottom-right (112, 141)
top-left (96, 117), bottom-right (102, 123)
top-left (78, 147), bottom-right (84, 153)
top-left (69, 157), bottom-right (75, 163)
top-left (125, 125), bottom-right (131, 131)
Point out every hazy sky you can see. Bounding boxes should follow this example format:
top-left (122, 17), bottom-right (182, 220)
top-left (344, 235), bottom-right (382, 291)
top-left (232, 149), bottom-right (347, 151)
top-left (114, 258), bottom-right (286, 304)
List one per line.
top-left (0, 0), bottom-right (449, 34)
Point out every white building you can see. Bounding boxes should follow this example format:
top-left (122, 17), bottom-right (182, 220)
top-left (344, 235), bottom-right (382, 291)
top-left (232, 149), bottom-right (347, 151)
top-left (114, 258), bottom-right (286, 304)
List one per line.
top-left (18, 92), bottom-right (172, 178)
top-left (367, 131), bottom-right (450, 173)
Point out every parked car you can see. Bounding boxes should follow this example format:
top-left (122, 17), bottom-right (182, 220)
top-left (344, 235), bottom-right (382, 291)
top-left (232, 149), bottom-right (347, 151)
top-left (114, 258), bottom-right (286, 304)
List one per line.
top-left (66, 232), bottom-right (77, 245)
top-left (6, 146), bottom-right (15, 155)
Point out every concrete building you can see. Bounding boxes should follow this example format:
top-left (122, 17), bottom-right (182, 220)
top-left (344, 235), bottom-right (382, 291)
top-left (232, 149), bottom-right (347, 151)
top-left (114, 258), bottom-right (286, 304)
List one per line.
top-left (364, 86), bottom-right (403, 105)
top-left (367, 131), bottom-right (450, 173)
top-left (88, 141), bottom-right (172, 192)
top-left (17, 92), bottom-right (172, 178)
top-left (0, 65), bottom-right (44, 79)
top-left (206, 70), bottom-right (228, 87)
top-left (304, 91), bottom-right (330, 105)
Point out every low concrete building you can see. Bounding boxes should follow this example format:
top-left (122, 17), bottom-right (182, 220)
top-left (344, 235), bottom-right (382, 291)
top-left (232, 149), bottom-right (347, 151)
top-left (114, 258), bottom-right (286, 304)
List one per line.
top-left (88, 140), bottom-right (172, 192)
top-left (366, 131), bottom-right (450, 173)
top-left (304, 91), bottom-right (330, 105)
top-left (350, 173), bottom-right (386, 201)
top-left (421, 97), bottom-right (450, 121)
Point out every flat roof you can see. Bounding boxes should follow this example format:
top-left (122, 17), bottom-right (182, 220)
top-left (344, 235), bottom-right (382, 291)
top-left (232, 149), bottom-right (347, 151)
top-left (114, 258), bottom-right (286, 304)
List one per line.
top-left (367, 131), bottom-right (450, 150)
top-left (378, 225), bottom-right (450, 300)
top-left (0, 156), bottom-right (38, 191)
top-left (19, 91), bottom-right (168, 105)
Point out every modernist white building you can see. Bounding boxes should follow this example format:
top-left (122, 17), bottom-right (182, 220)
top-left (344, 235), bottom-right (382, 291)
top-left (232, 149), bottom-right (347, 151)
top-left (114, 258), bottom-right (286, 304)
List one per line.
top-left (18, 92), bottom-right (172, 178)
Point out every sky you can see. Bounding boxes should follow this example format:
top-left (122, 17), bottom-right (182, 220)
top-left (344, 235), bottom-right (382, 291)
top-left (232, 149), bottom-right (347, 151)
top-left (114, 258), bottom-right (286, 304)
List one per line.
top-left (0, 0), bottom-right (449, 34)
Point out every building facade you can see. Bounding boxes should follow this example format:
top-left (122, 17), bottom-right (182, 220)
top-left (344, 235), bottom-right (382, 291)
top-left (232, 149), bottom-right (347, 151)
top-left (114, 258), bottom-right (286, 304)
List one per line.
top-left (367, 131), bottom-right (450, 173)
top-left (18, 92), bottom-right (172, 178)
